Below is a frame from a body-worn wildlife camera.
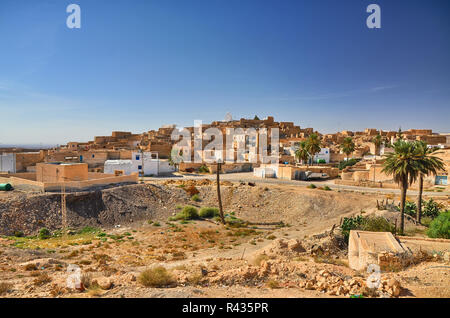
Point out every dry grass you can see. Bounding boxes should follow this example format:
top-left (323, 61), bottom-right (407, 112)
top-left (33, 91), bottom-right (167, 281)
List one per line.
top-left (87, 285), bottom-right (103, 297)
top-left (187, 273), bottom-right (204, 286)
top-left (138, 266), bottom-right (176, 288)
top-left (266, 279), bottom-right (280, 289)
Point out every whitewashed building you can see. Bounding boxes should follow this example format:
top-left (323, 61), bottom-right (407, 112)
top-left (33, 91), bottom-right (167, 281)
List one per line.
top-left (313, 148), bottom-right (330, 164)
top-left (104, 152), bottom-right (175, 176)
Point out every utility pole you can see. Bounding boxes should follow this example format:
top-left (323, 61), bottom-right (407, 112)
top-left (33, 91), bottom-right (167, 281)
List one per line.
top-left (140, 148), bottom-right (145, 178)
top-left (216, 160), bottom-right (225, 224)
top-left (57, 169), bottom-right (67, 235)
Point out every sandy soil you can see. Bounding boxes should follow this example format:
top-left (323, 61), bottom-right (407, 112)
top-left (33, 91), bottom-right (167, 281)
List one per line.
top-left (0, 181), bottom-right (448, 298)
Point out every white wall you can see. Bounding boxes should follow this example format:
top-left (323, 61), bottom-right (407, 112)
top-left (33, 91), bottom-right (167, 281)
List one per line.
top-left (313, 148), bottom-right (330, 163)
top-left (104, 160), bottom-right (133, 175)
top-left (105, 153), bottom-right (175, 176)
top-left (0, 153), bottom-right (16, 173)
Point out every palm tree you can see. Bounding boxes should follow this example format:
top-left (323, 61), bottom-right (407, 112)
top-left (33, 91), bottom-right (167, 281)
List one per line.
top-left (295, 141), bottom-right (309, 165)
top-left (340, 137), bottom-right (355, 160)
top-left (397, 127), bottom-right (403, 140)
top-left (306, 134), bottom-right (321, 165)
top-left (382, 140), bottom-right (420, 234)
top-left (372, 134), bottom-right (383, 156)
top-left (414, 141), bottom-right (444, 223)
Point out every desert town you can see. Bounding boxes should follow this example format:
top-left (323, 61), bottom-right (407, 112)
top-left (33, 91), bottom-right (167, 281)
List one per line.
top-left (0, 115), bottom-right (449, 298)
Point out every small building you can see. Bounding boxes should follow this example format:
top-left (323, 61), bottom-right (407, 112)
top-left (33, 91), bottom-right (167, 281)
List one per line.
top-left (104, 152), bottom-right (175, 176)
top-left (313, 148), bottom-right (330, 164)
top-left (7, 162), bottom-right (138, 192)
top-left (36, 162), bottom-right (88, 183)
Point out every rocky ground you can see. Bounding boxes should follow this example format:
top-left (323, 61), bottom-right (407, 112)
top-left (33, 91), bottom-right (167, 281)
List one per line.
top-left (0, 180), bottom-right (448, 298)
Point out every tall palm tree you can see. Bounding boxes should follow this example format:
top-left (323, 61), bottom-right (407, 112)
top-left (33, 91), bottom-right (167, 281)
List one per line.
top-left (372, 134), bottom-right (383, 156)
top-left (306, 134), bottom-right (321, 165)
top-left (414, 141), bottom-right (444, 223)
top-left (382, 140), bottom-right (420, 234)
top-left (295, 141), bottom-right (309, 165)
top-left (340, 137), bottom-right (355, 161)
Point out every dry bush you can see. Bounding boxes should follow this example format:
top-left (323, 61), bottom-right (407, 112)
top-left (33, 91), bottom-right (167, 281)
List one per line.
top-left (252, 254), bottom-right (269, 266)
top-left (33, 273), bottom-right (52, 286)
top-left (0, 282), bottom-right (13, 295)
top-left (184, 185), bottom-right (200, 197)
top-left (138, 266), bottom-right (176, 288)
top-left (266, 279), bottom-right (280, 289)
top-left (24, 263), bottom-right (38, 271)
top-left (87, 285), bottom-right (103, 297)
top-left (172, 251), bottom-right (187, 261)
top-left (81, 273), bottom-right (93, 288)
top-left (187, 273), bottom-right (203, 286)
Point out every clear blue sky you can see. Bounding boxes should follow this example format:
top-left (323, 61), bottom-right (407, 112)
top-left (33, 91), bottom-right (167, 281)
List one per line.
top-left (0, 0), bottom-right (449, 145)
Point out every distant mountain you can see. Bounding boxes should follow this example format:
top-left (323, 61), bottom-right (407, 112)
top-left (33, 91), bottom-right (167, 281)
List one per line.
top-left (0, 143), bottom-right (56, 149)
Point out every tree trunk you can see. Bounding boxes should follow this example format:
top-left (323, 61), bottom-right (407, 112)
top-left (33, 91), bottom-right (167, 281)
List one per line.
top-left (399, 180), bottom-right (408, 235)
top-left (416, 175), bottom-right (423, 224)
top-left (217, 162), bottom-right (225, 224)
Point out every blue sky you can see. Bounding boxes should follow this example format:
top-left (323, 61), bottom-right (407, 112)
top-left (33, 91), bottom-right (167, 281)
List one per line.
top-left (0, 0), bottom-right (449, 145)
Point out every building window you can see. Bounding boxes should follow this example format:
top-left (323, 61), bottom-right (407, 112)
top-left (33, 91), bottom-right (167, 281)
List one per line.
top-left (138, 165), bottom-right (142, 170)
top-left (92, 155), bottom-right (95, 158)
top-left (136, 155), bottom-right (140, 160)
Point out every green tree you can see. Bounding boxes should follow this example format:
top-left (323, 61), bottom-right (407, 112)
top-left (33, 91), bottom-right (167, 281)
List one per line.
top-left (253, 115), bottom-right (260, 120)
top-left (306, 134), bottom-right (321, 165)
top-left (340, 137), bottom-right (355, 160)
top-left (414, 141), bottom-right (444, 223)
top-left (295, 141), bottom-right (309, 165)
top-left (381, 140), bottom-right (420, 234)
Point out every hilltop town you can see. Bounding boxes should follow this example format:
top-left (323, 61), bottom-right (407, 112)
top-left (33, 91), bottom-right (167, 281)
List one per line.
top-left (0, 116), bottom-right (448, 191)
top-left (0, 116), bottom-right (449, 299)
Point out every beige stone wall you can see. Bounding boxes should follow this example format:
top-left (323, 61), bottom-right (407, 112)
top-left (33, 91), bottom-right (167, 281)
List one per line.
top-left (15, 152), bottom-right (44, 172)
top-left (36, 163), bottom-right (88, 183)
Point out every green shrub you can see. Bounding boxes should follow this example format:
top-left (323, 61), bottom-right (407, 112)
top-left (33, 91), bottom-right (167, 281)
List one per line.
top-left (341, 215), bottom-right (365, 242)
top-left (360, 216), bottom-right (395, 234)
top-left (199, 207), bottom-right (219, 218)
top-left (38, 228), bottom-right (51, 240)
top-left (322, 185), bottom-right (331, 191)
top-left (394, 200), bottom-right (416, 217)
top-left (427, 211), bottom-right (450, 239)
top-left (198, 165), bottom-right (210, 173)
top-left (338, 158), bottom-right (360, 170)
top-left (422, 199), bottom-right (443, 219)
top-left (404, 201), bottom-right (417, 217)
top-left (307, 184), bottom-right (316, 189)
top-left (341, 215), bottom-right (395, 242)
top-left (191, 194), bottom-right (201, 202)
top-left (138, 266), bottom-right (176, 287)
top-left (174, 206), bottom-right (199, 221)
